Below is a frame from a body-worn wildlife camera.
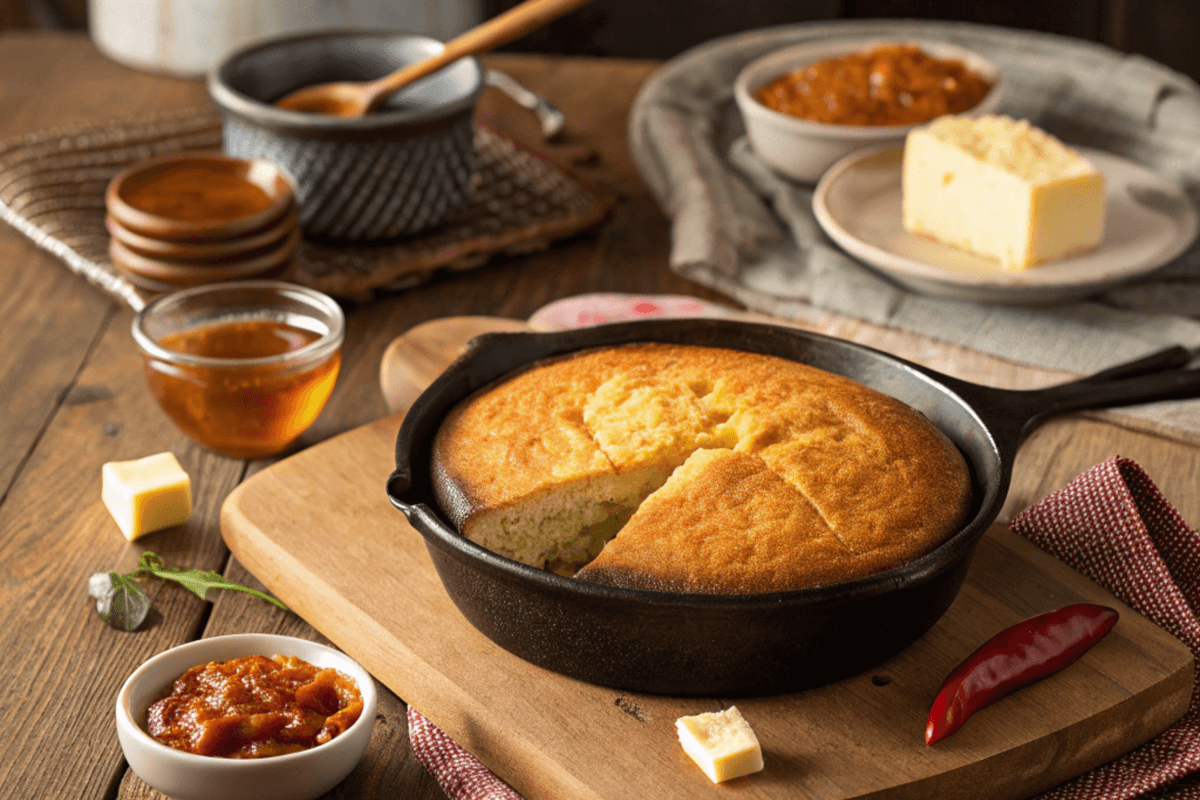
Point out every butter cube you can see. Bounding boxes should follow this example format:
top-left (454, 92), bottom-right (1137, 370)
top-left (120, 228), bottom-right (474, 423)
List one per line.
top-left (101, 453), bottom-right (192, 540)
top-left (902, 114), bottom-right (1105, 270)
top-left (676, 706), bottom-right (764, 783)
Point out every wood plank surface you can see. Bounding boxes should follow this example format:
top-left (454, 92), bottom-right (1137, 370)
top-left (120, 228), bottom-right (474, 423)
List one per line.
top-left (2, 32), bottom-right (1199, 800)
top-left (0, 33), bottom-right (240, 800)
top-left (220, 406), bottom-right (1193, 800)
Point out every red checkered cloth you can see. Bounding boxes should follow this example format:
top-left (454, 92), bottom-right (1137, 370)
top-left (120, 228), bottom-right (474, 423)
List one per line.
top-left (407, 706), bottom-right (523, 800)
top-left (1010, 457), bottom-right (1200, 800)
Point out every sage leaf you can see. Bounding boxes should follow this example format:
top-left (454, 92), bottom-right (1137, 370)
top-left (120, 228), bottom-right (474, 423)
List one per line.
top-left (133, 552), bottom-right (287, 610)
top-left (88, 571), bottom-right (149, 631)
top-left (90, 552), bottom-right (286, 634)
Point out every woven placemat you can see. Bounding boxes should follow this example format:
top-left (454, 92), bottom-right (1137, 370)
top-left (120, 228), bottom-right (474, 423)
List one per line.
top-left (0, 106), bottom-right (614, 309)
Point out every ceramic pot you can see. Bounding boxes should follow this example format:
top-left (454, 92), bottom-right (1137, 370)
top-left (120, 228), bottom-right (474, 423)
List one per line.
top-left (208, 30), bottom-right (484, 242)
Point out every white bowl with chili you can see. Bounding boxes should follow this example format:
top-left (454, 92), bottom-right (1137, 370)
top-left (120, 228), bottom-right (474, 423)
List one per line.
top-left (116, 633), bottom-right (378, 800)
top-left (734, 38), bottom-right (1003, 183)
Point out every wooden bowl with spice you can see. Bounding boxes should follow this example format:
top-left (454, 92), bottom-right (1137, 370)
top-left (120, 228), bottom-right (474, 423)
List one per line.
top-left (733, 38), bottom-right (1003, 182)
top-left (106, 151), bottom-right (296, 242)
top-left (105, 206), bottom-right (299, 263)
top-left (115, 633), bottom-right (377, 800)
top-left (109, 226), bottom-right (300, 289)
top-left (105, 152), bottom-right (301, 289)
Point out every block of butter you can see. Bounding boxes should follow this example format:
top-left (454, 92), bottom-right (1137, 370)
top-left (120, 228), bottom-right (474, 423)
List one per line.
top-left (675, 706), bottom-right (764, 783)
top-left (902, 114), bottom-right (1105, 270)
top-left (101, 452), bottom-right (192, 540)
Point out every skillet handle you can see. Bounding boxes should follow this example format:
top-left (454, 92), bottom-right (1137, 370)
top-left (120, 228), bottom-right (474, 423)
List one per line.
top-left (949, 347), bottom-right (1200, 463)
top-left (1006, 347), bottom-right (1200, 437)
top-left (1074, 345), bottom-right (1193, 383)
top-left (1028, 366), bottom-right (1200, 416)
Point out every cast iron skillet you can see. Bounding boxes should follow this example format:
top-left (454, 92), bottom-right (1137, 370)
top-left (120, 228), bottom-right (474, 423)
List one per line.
top-left (386, 319), bottom-right (1200, 696)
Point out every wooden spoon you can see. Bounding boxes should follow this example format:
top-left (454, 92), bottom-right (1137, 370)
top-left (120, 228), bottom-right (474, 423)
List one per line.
top-left (275, 0), bottom-right (595, 117)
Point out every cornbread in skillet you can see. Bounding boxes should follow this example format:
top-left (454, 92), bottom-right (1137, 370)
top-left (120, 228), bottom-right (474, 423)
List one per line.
top-left (431, 343), bottom-right (971, 593)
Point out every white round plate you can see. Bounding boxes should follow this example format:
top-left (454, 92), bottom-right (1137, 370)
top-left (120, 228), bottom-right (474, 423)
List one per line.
top-left (812, 145), bottom-right (1199, 304)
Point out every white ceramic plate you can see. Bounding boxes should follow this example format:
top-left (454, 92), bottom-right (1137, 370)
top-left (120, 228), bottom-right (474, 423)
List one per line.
top-left (812, 145), bottom-right (1199, 304)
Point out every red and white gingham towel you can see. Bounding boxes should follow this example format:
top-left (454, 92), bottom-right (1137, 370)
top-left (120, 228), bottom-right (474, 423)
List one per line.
top-left (1010, 457), bottom-right (1200, 800)
top-left (407, 706), bottom-right (523, 800)
top-left (405, 296), bottom-right (1200, 799)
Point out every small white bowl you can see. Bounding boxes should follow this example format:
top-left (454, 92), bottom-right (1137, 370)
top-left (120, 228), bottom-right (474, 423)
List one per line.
top-left (734, 37), bottom-right (1003, 183)
top-left (116, 633), bottom-right (377, 800)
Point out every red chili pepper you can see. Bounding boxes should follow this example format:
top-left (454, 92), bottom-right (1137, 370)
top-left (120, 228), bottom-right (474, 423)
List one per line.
top-left (924, 602), bottom-right (1119, 746)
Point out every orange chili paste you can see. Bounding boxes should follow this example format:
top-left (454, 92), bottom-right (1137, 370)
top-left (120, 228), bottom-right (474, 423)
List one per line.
top-left (147, 655), bottom-right (363, 758)
top-left (754, 44), bottom-right (992, 126)
top-left (122, 161), bottom-right (274, 223)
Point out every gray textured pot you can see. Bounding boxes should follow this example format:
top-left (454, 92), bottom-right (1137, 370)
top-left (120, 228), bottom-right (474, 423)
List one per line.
top-left (208, 30), bottom-right (483, 242)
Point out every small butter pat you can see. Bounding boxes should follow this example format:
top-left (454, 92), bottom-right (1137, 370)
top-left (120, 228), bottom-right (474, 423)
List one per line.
top-left (676, 706), bottom-right (764, 783)
top-left (902, 114), bottom-right (1105, 270)
top-left (102, 453), bottom-right (192, 540)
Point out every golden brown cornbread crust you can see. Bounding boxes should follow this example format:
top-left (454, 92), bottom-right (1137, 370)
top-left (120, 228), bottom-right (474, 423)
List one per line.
top-left (431, 343), bottom-right (972, 594)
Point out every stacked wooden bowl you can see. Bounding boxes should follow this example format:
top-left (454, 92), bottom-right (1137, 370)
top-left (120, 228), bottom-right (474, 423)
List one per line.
top-left (106, 151), bottom-right (299, 292)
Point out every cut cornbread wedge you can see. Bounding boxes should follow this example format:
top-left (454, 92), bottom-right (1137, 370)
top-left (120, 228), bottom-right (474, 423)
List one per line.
top-left (575, 448), bottom-right (862, 594)
top-left (101, 452), bottom-right (192, 540)
top-left (676, 706), bottom-right (764, 783)
top-left (902, 114), bottom-right (1105, 270)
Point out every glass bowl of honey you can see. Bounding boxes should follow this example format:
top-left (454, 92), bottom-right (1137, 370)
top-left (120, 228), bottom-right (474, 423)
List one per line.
top-left (132, 280), bottom-right (344, 458)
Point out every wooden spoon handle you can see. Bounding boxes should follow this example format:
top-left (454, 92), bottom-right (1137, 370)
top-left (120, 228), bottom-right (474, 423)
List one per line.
top-left (365, 0), bottom-right (595, 111)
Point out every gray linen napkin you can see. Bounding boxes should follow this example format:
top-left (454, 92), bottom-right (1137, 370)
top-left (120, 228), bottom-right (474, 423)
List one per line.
top-left (628, 19), bottom-right (1200, 441)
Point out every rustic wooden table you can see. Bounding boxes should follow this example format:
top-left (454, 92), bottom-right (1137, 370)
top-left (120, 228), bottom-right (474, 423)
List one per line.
top-left (2, 31), bottom-right (1198, 800)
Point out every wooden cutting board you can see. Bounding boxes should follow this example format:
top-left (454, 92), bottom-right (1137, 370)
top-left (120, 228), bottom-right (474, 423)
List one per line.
top-left (222, 316), bottom-right (1194, 800)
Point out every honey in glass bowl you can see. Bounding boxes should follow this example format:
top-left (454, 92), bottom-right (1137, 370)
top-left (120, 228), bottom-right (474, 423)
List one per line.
top-left (133, 281), bottom-right (344, 458)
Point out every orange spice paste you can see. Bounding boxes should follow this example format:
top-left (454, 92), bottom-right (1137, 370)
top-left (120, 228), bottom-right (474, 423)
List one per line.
top-left (754, 44), bottom-right (992, 126)
top-left (122, 161), bottom-right (274, 223)
top-left (147, 655), bottom-right (363, 758)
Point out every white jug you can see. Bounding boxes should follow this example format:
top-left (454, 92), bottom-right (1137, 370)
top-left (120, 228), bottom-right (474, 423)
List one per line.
top-left (89, 0), bottom-right (485, 76)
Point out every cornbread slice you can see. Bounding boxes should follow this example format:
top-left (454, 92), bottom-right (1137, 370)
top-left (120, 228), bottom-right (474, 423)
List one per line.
top-left (433, 346), bottom-right (673, 571)
top-left (432, 343), bottom-right (972, 593)
top-left (902, 114), bottom-right (1105, 270)
top-left (576, 448), bottom-right (861, 594)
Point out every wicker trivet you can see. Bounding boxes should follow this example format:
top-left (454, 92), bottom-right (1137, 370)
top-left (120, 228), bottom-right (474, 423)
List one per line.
top-left (0, 106), bottom-right (614, 309)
